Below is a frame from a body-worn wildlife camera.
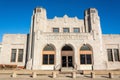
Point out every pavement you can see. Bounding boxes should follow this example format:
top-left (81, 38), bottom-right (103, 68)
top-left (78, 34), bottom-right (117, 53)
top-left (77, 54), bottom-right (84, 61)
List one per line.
top-left (0, 74), bottom-right (120, 80)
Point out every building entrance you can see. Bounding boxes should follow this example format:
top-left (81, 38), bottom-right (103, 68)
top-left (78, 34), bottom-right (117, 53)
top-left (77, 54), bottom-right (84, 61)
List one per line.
top-left (61, 45), bottom-right (74, 67)
top-left (62, 56), bottom-right (72, 67)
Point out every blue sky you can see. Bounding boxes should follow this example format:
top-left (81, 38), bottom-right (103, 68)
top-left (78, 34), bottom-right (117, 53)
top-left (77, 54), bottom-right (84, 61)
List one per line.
top-left (0, 0), bottom-right (120, 42)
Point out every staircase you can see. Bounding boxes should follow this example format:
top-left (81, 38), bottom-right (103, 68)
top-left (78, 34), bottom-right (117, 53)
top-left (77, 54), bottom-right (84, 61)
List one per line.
top-left (61, 67), bottom-right (76, 73)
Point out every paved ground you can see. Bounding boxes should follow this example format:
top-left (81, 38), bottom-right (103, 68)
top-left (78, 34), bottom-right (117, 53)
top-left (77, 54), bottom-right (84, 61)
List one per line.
top-left (0, 74), bottom-right (120, 80)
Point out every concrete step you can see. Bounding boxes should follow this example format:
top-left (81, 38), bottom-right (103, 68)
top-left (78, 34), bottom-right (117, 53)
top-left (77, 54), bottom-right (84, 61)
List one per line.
top-left (57, 72), bottom-right (84, 78)
top-left (61, 67), bottom-right (76, 73)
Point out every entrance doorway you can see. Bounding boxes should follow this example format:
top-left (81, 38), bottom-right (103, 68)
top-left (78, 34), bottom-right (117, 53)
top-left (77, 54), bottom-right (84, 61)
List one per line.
top-left (62, 56), bottom-right (72, 67)
top-left (61, 45), bottom-right (74, 67)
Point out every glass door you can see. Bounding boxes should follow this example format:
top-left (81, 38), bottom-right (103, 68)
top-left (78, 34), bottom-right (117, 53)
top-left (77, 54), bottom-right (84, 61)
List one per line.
top-left (62, 56), bottom-right (73, 67)
top-left (68, 56), bottom-right (72, 67)
top-left (62, 56), bottom-right (67, 67)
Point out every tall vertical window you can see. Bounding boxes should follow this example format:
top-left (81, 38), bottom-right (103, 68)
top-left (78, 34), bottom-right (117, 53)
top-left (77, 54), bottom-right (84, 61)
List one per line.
top-left (18, 49), bottom-right (24, 62)
top-left (43, 55), bottom-right (48, 64)
top-left (107, 49), bottom-right (113, 61)
top-left (63, 28), bottom-right (69, 33)
top-left (86, 54), bottom-right (92, 64)
top-left (107, 49), bottom-right (120, 62)
top-left (80, 54), bottom-right (85, 64)
top-left (114, 49), bottom-right (119, 61)
top-left (53, 28), bottom-right (59, 33)
top-left (73, 28), bottom-right (80, 33)
top-left (11, 49), bottom-right (17, 62)
top-left (49, 55), bottom-right (54, 64)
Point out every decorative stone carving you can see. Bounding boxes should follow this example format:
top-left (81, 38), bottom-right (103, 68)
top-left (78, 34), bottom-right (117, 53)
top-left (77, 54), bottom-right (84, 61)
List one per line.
top-left (37, 30), bottom-right (40, 40)
top-left (46, 34), bottom-right (88, 40)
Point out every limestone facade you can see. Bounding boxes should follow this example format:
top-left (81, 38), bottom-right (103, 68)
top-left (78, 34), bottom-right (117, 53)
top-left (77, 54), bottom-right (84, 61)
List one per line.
top-left (0, 7), bottom-right (120, 70)
top-left (0, 43), bottom-right (2, 56)
top-left (0, 34), bottom-right (27, 67)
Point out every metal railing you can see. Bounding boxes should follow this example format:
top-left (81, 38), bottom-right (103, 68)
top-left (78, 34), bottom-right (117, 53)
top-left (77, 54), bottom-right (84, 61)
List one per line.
top-left (73, 63), bottom-right (77, 70)
top-left (54, 64), bottom-right (61, 70)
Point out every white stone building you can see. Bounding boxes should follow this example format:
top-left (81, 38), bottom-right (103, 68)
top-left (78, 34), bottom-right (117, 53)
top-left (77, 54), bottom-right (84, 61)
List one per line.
top-left (0, 7), bottom-right (120, 70)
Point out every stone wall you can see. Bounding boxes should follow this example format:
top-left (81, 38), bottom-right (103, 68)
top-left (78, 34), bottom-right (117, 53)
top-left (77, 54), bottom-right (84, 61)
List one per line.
top-left (102, 34), bottom-right (120, 70)
top-left (0, 34), bottom-right (27, 68)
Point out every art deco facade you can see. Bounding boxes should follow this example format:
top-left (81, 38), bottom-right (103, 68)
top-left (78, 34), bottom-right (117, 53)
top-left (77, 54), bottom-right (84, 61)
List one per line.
top-left (0, 7), bottom-right (120, 70)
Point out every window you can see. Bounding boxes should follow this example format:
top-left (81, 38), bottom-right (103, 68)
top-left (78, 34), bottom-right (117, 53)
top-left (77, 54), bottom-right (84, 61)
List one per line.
top-left (86, 54), bottom-right (92, 64)
top-left (80, 54), bottom-right (85, 64)
top-left (53, 28), bottom-right (59, 33)
top-left (80, 45), bottom-right (91, 51)
top-left (43, 55), bottom-right (48, 64)
top-left (107, 49), bottom-right (113, 61)
top-left (43, 45), bottom-right (54, 51)
top-left (43, 44), bottom-right (55, 65)
top-left (114, 49), bottom-right (119, 61)
top-left (62, 45), bottom-right (73, 51)
top-left (18, 49), bottom-right (24, 62)
top-left (80, 45), bottom-right (92, 65)
top-left (91, 10), bottom-right (96, 13)
top-left (43, 54), bottom-right (54, 65)
top-left (10, 49), bottom-right (24, 62)
top-left (36, 8), bottom-right (41, 13)
top-left (73, 28), bottom-right (80, 33)
top-left (80, 54), bottom-right (92, 64)
top-left (11, 49), bottom-right (17, 62)
top-left (49, 55), bottom-right (54, 64)
top-left (107, 49), bottom-right (120, 62)
top-left (63, 28), bottom-right (69, 33)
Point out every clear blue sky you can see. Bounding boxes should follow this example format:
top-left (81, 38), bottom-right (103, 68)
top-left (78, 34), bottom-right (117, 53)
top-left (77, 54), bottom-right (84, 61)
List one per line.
top-left (0, 0), bottom-right (120, 42)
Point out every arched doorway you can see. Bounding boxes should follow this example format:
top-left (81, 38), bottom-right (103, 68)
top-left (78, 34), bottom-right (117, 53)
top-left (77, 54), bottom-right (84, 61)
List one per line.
top-left (61, 45), bottom-right (74, 67)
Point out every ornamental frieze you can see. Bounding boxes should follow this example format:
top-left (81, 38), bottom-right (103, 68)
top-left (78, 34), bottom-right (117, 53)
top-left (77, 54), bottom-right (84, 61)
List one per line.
top-left (46, 34), bottom-right (88, 40)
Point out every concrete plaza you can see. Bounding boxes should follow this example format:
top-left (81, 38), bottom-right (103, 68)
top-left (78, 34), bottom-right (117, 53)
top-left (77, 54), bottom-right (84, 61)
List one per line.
top-left (0, 73), bottom-right (120, 80)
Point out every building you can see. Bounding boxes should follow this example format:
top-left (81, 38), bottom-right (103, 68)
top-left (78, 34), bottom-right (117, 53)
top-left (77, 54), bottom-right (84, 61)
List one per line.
top-left (0, 7), bottom-right (120, 70)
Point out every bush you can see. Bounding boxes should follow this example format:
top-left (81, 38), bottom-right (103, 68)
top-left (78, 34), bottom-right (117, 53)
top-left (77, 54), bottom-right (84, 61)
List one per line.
top-left (0, 64), bottom-right (17, 70)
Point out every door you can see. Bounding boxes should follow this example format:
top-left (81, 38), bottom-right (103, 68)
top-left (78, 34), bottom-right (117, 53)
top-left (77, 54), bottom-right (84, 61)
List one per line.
top-left (62, 56), bottom-right (73, 67)
top-left (68, 56), bottom-right (72, 67)
top-left (62, 56), bottom-right (67, 67)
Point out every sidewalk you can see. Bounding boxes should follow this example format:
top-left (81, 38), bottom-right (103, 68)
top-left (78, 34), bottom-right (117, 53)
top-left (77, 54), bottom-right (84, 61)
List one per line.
top-left (0, 74), bottom-right (120, 80)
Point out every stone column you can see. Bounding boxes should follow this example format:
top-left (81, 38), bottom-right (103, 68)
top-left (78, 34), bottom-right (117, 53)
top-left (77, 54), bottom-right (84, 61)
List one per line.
top-left (109, 72), bottom-right (113, 78)
top-left (32, 72), bottom-right (37, 78)
top-left (55, 46), bottom-right (61, 70)
top-left (74, 46), bottom-right (78, 70)
top-left (52, 72), bottom-right (57, 78)
top-left (91, 72), bottom-right (95, 78)
top-left (72, 72), bottom-right (76, 79)
top-left (11, 72), bottom-right (17, 78)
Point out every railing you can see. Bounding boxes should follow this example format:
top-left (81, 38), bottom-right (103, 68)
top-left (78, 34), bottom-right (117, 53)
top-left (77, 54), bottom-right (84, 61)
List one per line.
top-left (73, 63), bottom-right (77, 70)
top-left (54, 63), bottom-right (77, 70)
top-left (54, 64), bottom-right (61, 70)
